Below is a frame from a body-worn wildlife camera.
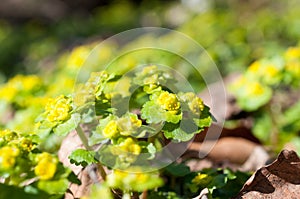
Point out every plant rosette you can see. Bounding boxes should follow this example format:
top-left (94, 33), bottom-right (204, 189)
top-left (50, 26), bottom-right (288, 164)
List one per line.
top-left (0, 129), bottom-right (77, 196)
top-left (72, 65), bottom-right (213, 170)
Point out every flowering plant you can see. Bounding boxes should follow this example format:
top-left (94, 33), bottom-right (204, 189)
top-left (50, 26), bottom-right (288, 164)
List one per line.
top-left (230, 46), bottom-right (300, 151)
top-left (65, 65), bottom-right (213, 197)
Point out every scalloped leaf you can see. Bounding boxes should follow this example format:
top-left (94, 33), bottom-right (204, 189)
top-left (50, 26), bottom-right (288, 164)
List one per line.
top-left (37, 178), bottom-right (69, 195)
top-left (164, 128), bottom-right (195, 142)
top-left (68, 149), bottom-right (98, 167)
top-left (141, 101), bottom-right (181, 124)
top-left (54, 113), bottom-right (81, 136)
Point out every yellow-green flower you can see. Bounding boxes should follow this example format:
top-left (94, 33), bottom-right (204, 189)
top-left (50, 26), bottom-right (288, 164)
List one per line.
top-left (0, 129), bottom-right (18, 142)
top-left (157, 91), bottom-right (180, 113)
top-left (19, 138), bottom-right (34, 152)
top-left (0, 146), bottom-right (19, 170)
top-left (34, 152), bottom-right (57, 180)
top-left (119, 137), bottom-right (141, 155)
top-left (141, 65), bottom-right (157, 76)
top-left (265, 64), bottom-right (279, 78)
top-left (246, 81), bottom-right (264, 96)
top-left (143, 74), bottom-right (159, 92)
top-left (0, 74), bottom-right (42, 103)
top-left (130, 115), bottom-right (142, 128)
top-left (0, 85), bottom-right (17, 102)
top-left (67, 45), bottom-right (90, 69)
top-left (192, 173), bottom-right (212, 186)
top-left (103, 120), bottom-right (119, 138)
top-left (285, 47), bottom-right (300, 60)
top-left (45, 95), bottom-right (72, 122)
top-left (248, 61), bottom-right (260, 73)
top-left (286, 61), bottom-right (300, 78)
top-left (180, 92), bottom-right (204, 115)
top-left (106, 168), bottom-right (163, 192)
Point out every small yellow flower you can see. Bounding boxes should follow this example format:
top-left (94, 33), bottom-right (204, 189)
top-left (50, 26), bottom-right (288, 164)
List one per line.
top-left (130, 116), bottom-right (142, 128)
top-left (0, 129), bottom-right (13, 137)
top-left (285, 47), bottom-right (300, 60)
top-left (265, 64), bottom-right (279, 78)
top-left (181, 92), bottom-right (205, 114)
top-left (0, 129), bottom-right (18, 142)
top-left (141, 65), bottom-right (157, 76)
top-left (247, 82), bottom-right (264, 95)
top-left (0, 146), bottom-right (19, 169)
top-left (21, 75), bottom-right (42, 91)
top-left (19, 138), bottom-right (34, 152)
top-left (0, 86), bottom-right (17, 102)
top-left (45, 95), bottom-right (72, 122)
top-left (189, 97), bottom-right (205, 115)
top-left (103, 120), bottom-right (119, 138)
top-left (192, 173), bottom-right (212, 186)
top-left (34, 152), bottom-right (57, 180)
top-left (286, 61), bottom-right (300, 77)
top-left (119, 137), bottom-right (141, 155)
top-left (157, 91), bottom-right (180, 113)
top-left (0, 75), bottom-right (42, 103)
top-left (67, 46), bottom-right (90, 68)
top-left (248, 61), bottom-right (260, 73)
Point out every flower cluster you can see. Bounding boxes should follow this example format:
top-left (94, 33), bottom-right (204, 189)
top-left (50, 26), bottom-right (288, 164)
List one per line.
top-left (44, 95), bottom-right (73, 122)
top-left (230, 45), bottom-right (300, 111)
top-left (157, 91), bottom-right (181, 113)
top-left (284, 46), bottom-right (300, 86)
top-left (179, 92), bottom-right (205, 115)
top-left (93, 113), bottom-right (145, 166)
top-left (0, 129), bottom-right (35, 182)
top-left (34, 152), bottom-right (58, 180)
top-left (0, 75), bottom-right (43, 107)
top-left (133, 65), bottom-right (175, 93)
top-left (0, 146), bottom-right (19, 169)
top-left (67, 45), bottom-right (91, 69)
top-left (84, 67), bottom-right (212, 171)
top-left (106, 169), bottom-right (163, 192)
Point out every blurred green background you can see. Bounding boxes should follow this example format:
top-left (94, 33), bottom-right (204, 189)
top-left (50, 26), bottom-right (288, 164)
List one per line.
top-left (1, 0), bottom-right (300, 82)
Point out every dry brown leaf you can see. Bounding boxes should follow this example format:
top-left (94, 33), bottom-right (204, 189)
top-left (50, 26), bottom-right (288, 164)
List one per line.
top-left (234, 149), bottom-right (300, 199)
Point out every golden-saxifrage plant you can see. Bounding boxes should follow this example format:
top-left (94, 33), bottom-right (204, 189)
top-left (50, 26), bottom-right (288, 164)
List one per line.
top-left (35, 65), bottom-right (213, 198)
top-left (230, 46), bottom-right (300, 152)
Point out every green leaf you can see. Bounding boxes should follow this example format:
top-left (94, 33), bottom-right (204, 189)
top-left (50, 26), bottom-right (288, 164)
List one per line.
top-left (165, 163), bottom-right (191, 177)
top-left (281, 101), bottom-right (300, 133)
top-left (81, 108), bottom-right (95, 123)
top-left (37, 178), bottom-right (69, 195)
top-left (164, 128), bottom-right (195, 142)
top-left (141, 101), bottom-right (181, 124)
top-left (54, 113), bottom-right (81, 136)
top-left (67, 171), bottom-right (81, 185)
top-left (0, 183), bottom-right (55, 199)
top-left (252, 112), bottom-right (272, 143)
top-left (69, 149), bottom-right (98, 167)
top-left (238, 85), bottom-right (272, 111)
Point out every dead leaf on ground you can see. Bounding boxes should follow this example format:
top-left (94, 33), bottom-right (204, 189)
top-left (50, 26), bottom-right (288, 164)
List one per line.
top-left (234, 149), bottom-right (300, 199)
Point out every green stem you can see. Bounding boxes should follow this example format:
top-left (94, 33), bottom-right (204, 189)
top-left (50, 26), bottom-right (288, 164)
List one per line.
top-left (97, 162), bottom-right (107, 181)
top-left (267, 103), bottom-right (280, 150)
top-left (75, 126), bottom-right (91, 150)
top-left (75, 126), bottom-right (107, 181)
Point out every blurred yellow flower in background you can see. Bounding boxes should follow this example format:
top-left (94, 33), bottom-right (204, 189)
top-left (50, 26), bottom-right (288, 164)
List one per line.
top-left (67, 45), bottom-right (90, 69)
top-left (0, 146), bottom-right (19, 169)
top-left (34, 152), bottom-right (57, 180)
